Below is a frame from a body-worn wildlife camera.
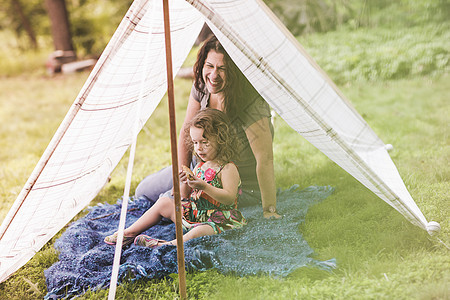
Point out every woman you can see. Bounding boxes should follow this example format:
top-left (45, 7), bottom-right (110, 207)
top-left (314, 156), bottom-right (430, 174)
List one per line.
top-left (135, 35), bottom-right (279, 219)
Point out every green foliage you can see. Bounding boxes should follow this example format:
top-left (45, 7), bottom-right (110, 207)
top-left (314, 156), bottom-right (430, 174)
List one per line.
top-left (0, 0), bottom-right (448, 57)
top-left (263, 0), bottom-right (354, 35)
top-left (300, 24), bottom-right (449, 84)
top-left (370, 0), bottom-right (450, 27)
top-left (0, 0), bottom-right (50, 47)
top-left (67, 0), bottom-right (133, 56)
top-left (263, 0), bottom-right (449, 35)
top-left (0, 0), bottom-right (131, 55)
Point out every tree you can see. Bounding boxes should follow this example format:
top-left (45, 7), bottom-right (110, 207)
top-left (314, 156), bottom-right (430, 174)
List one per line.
top-left (10, 0), bottom-right (38, 49)
top-left (45, 0), bottom-right (76, 72)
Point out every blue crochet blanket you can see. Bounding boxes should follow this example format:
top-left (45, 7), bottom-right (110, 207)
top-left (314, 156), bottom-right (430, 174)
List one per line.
top-left (45, 185), bottom-right (336, 298)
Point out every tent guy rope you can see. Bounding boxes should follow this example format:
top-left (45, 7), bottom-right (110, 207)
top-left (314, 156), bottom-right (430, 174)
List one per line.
top-left (106, 3), bottom-right (155, 299)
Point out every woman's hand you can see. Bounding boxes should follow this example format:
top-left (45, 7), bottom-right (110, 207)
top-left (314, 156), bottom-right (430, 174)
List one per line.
top-left (178, 169), bottom-right (193, 198)
top-left (263, 205), bottom-right (281, 219)
top-left (179, 168), bottom-right (188, 184)
top-left (263, 211), bottom-right (282, 219)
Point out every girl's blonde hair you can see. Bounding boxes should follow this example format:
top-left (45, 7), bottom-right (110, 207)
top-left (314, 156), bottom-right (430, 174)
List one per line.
top-left (185, 108), bottom-right (239, 163)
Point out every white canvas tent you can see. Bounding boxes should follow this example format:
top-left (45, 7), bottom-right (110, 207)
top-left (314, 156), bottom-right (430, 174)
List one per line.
top-left (0, 0), bottom-right (440, 284)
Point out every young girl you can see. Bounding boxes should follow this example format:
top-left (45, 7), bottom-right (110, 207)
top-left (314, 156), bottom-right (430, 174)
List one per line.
top-left (104, 108), bottom-right (247, 248)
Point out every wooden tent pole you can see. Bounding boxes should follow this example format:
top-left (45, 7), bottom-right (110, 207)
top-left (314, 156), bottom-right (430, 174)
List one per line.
top-left (162, 0), bottom-right (187, 299)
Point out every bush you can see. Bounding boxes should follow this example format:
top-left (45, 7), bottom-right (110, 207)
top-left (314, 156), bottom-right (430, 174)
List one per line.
top-left (68, 0), bottom-right (133, 57)
top-left (300, 24), bottom-right (449, 84)
top-left (263, 0), bottom-right (449, 35)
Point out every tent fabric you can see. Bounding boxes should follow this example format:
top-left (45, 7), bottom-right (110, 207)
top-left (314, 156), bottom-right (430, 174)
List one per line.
top-left (44, 186), bottom-right (336, 299)
top-left (0, 0), bottom-right (433, 283)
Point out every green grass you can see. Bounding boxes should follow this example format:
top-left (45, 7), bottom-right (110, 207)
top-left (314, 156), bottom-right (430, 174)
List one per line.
top-left (0, 28), bottom-right (449, 300)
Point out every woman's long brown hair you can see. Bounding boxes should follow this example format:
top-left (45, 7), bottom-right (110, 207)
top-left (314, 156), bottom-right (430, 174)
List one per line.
top-left (193, 35), bottom-right (250, 119)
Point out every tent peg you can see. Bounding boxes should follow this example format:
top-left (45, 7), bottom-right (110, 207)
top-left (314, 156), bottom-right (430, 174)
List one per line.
top-left (426, 221), bottom-right (441, 236)
top-left (385, 144), bottom-right (394, 151)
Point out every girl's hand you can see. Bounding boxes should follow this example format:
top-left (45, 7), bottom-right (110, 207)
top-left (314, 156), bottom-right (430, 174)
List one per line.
top-left (182, 166), bottom-right (195, 180)
top-left (186, 175), bottom-right (207, 190)
top-left (179, 167), bottom-right (206, 190)
top-left (179, 167), bottom-right (195, 184)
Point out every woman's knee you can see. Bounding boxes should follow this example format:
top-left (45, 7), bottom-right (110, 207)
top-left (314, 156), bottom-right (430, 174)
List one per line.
top-left (135, 166), bottom-right (174, 200)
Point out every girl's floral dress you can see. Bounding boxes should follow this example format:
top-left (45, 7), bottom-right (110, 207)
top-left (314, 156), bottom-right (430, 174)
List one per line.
top-left (182, 162), bottom-right (247, 234)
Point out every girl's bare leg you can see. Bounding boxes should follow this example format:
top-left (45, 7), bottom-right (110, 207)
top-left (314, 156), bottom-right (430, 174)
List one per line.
top-left (160, 224), bottom-right (215, 246)
top-left (123, 197), bottom-right (175, 236)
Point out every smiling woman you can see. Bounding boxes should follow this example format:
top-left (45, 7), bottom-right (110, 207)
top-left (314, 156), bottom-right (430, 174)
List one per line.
top-left (202, 51), bottom-right (227, 95)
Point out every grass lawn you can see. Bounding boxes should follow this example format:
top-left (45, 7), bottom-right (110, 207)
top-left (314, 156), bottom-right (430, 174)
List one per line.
top-left (0, 69), bottom-right (448, 299)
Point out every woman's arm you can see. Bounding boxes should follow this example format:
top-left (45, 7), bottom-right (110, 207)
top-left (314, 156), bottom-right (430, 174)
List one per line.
top-left (177, 95), bottom-right (201, 198)
top-left (186, 163), bottom-right (240, 205)
top-left (245, 117), bottom-right (281, 218)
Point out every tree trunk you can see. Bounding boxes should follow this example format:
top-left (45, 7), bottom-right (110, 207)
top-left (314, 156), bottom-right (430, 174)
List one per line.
top-left (45, 0), bottom-right (74, 52)
top-left (45, 0), bottom-right (76, 73)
